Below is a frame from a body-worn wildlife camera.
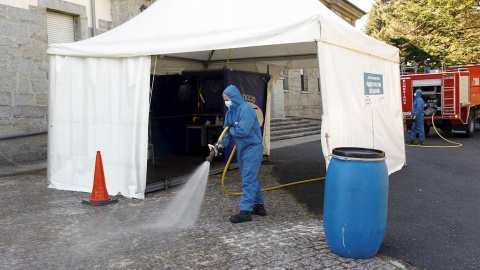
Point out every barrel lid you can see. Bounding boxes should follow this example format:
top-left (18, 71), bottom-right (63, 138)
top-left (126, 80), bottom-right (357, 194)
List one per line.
top-left (332, 147), bottom-right (385, 159)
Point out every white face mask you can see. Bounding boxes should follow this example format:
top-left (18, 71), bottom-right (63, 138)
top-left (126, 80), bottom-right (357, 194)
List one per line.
top-left (225, 100), bottom-right (232, 108)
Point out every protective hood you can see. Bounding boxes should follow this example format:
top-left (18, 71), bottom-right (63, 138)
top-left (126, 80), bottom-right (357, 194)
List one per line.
top-left (223, 85), bottom-right (244, 108)
top-left (415, 89), bottom-right (423, 97)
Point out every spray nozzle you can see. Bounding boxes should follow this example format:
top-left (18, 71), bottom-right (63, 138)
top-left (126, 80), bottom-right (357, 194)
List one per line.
top-left (205, 126), bottom-right (230, 162)
top-left (206, 149), bottom-right (215, 162)
top-left (206, 144), bottom-right (219, 162)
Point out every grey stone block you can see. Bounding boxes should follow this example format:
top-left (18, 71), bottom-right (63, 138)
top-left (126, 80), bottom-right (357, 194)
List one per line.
top-left (0, 18), bottom-right (28, 37)
top-left (0, 123), bottom-right (15, 136)
top-left (119, 13), bottom-right (131, 25)
top-left (30, 33), bottom-right (48, 43)
top-left (12, 106), bottom-right (22, 117)
top-left (38, 63), bottom-right (49, 73)
top-left (40, 0), bottom-right (88, 17)
top-left (14, 94), bottom-right (35, 106)
top-left (25, 37), bottom-right (46, 47)
top-left (19, 71), bottom-right (47, 80)
top-left (0, 106), bottom-right (12, 118)
top-left (36, 94), bottom-right (48, 106)
top-left (32, 79), bottom-right (48, 93)
top-left (0, 37), bottom-right (14, 46)
top-left (119, 3), bottom-right (127, 13)
top-left (0, 92), bottom-right (12, 106)
top-left (18, 79), bottom-right (32, 93)
top-left (12, 117), bottom-right (30, 124)
top-left (0, 47), bottom-right (5, 62)
top-left (22, 106), bottom-right (47, 117)
top-left (22, 46), bottom-right (46, 61)
top-left (10, 59), bottom-right (37, 72)
top-left (9, 6), bottom-right (42, 22)
top-left (30, 116), bottom-right (46, 124)
top-left (2, 70), bottom-right (19, 79)
top-left (0, 76), bottom-right (17, 92)
top-left (29, 24), bottom-right (43, 35)
top-left (0, 5), bottom-right (6, 16)
top-left (20, 106), bottom-right (35, 117)
top-left (12, 151), bottom-right (40, 163)
top-left (14, 123), bottom-right (33, 133)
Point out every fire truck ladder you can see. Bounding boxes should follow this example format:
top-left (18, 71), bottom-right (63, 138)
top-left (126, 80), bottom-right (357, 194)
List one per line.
top-left (442, 75), bottom-right (456, 116)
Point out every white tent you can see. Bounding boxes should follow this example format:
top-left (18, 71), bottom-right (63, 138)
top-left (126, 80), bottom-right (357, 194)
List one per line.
top-left (47, 0), bottom-right (406, 199)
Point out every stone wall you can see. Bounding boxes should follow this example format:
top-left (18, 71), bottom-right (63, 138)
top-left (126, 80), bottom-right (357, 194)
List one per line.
top-left (111, 0), bottom-right (153, 28)
top-left (281, 68), bottom-right (322, 120)
top-left (97, 18), bottom-right (112, 35)
top-left (0, 1), bottom-right (92, 165)
top-left (0, 4), bottom-right (49, 164)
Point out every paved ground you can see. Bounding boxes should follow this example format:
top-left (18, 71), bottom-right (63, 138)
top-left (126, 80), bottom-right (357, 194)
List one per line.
top-left (380, 128), bottom-right (480, 270)
top-left (270, 128), bottom-right (480, 270)
top-left (0, 137), bottom-right (413, 269)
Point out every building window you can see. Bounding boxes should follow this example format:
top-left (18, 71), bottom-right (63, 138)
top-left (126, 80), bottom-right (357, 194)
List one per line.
top-left (301, 69), bottom-right (308, 91)
top-left (47, 11), bottom-right (76, 44)
top-left (318, 78), bottom-right (321, 93)
top-left (283, 69), bottom-right (289, 90)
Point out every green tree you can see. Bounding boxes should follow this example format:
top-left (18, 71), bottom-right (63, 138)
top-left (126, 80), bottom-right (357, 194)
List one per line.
top-left (365, 0), bottom-right (480, 70)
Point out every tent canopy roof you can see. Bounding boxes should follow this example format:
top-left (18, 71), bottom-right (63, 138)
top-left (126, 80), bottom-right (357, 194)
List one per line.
top-left (47, 0), bottom-right (398, 68)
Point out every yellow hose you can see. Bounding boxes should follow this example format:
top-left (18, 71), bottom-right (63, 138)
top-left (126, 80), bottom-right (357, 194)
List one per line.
top-left (216, 126), bottom-right (325, 196)
top-left (406, 113), bottom-right (462, 148)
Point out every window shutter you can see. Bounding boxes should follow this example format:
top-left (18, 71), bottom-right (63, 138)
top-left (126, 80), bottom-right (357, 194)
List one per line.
top-left (47, 11), bottom-right (75, 44)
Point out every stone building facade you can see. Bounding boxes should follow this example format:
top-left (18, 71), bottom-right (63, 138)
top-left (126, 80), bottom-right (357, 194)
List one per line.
top-left (0, 0), bottom-right (364, 165)
top-left (271, 0), bottom-right (366, 120)
top-left (0, 0), bottom-right (86, 165)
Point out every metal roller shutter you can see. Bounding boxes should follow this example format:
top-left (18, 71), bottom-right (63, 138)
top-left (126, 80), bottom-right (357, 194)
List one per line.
top-left (46, 11), bottom-right (75, 44)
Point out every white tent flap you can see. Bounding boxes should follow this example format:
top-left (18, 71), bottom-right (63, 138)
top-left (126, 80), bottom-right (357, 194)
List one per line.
top-left (47, 56), bottom-right (151, 199)
top-left (319, 42), bottom-right (405, 174)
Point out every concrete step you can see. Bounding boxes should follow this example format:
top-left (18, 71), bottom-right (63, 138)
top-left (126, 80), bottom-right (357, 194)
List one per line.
top-left (271, 126), bottom-right (321, 137)
top-left (270, 130), bottom-right (322, 141)
top-left (270, 116), bottom-right (321, 142)
top-left (270, 122), bottom-right (316, 132)
top-left (270, 116), bottom-right (303, 123)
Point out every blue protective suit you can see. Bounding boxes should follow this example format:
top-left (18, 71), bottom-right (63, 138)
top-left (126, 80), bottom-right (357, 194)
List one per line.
top-left (220, 85), bottom-right (264, 212)
top-left (410, 89), bottom-right (425, 141)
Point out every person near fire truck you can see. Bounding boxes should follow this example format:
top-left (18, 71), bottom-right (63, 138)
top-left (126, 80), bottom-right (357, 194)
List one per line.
top-left (407, 89), bottom-right (426, 145)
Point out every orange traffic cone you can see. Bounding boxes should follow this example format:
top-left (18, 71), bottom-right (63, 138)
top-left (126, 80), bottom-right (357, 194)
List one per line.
top-left (82, 151), bottom-right (118, 206)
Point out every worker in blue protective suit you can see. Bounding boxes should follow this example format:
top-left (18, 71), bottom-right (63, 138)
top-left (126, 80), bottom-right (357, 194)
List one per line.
top-left (407, 89), bottom-right (426, 145)
top-left (211, 85), bottom-right (266, 223)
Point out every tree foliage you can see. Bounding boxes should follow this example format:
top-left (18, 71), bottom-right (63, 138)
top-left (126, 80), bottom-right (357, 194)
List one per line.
top-left (365, 0), bottom-right (480, 70)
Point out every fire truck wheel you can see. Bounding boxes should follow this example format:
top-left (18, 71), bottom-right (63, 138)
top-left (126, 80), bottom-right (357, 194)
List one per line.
top-left (466, 112), bottom-right (475, 138)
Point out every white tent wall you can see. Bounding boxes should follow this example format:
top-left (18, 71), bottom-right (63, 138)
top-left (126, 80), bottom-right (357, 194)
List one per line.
top-left (48, 56), bottom-right (151, 199)
top-left (318, 42), bottom-right (405, 174)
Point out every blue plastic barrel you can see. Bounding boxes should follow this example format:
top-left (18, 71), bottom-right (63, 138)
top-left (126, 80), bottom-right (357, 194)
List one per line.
top-left (323, 147), bottom-right (388, 259)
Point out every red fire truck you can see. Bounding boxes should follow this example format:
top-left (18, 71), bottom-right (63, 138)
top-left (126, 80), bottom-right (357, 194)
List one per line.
top-left (401, 64), bottom-right (480, 137)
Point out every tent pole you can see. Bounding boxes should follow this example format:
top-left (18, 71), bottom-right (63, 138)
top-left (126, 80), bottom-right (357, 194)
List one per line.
top-left (316, 41), bottom-right (332, 163)
top-left (316, 41), bottom-right (328, 120)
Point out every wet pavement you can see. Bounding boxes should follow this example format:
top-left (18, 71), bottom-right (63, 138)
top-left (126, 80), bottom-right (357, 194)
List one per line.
top-left (0, 138), bottom-right (413, 269)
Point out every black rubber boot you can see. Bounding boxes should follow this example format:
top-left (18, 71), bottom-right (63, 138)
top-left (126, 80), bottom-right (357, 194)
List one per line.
top-left (229, 211), bottom-right (252, 223)
top-left (406, 140), bottom-right (414, 144)
top-left (252, 204), bottom-right (267, 216)
top-left (420, 141), bottom-right (426, 145)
